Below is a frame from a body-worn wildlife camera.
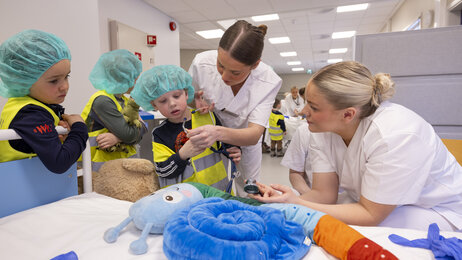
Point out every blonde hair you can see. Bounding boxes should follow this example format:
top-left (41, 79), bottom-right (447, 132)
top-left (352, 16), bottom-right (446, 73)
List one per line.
top-left (310, 61), bottom-right (395, 118)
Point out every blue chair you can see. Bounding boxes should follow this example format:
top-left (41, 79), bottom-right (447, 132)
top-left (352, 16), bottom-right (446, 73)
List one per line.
top-left (0, 127), bottom-right (92, 218)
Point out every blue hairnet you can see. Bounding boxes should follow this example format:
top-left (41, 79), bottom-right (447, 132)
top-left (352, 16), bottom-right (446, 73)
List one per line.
top-left (0, 29), bottom-right (71, 98)
top-left (131, 65), bottom-right (195, 111)
top-left (89, 49), bottom-right (142, 94)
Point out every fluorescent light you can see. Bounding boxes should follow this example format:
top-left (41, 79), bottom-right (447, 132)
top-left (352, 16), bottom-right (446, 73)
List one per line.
top-left (292, 67), bottom-right (304, 72)
top-left (332, 31), bottom-right (356, 39)
top-left (280, 52), bottom-right (297, 57)
top-left (269, 37), bottom-right (290, 44)
top-left (327, 58), bottom-right (343, 63)
top-left (329, 48), bottom-right (348, 54)
top-left (217, 19), bottom-right (237, 29)
top-left (196, 29), bottom-right (224, 39)
top-left (252, 13), bottom-right (279, 22)
top-left (337, 3), bottom-right (369, 13)
top-left (287, 61), bottom-right (301, 65)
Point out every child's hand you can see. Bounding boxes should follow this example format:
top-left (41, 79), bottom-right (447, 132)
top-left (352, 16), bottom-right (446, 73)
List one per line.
top-left (226, 146), bottom-right (241, 165)
top-left (96, 133), bottom-right (121, 149)
top-left (179, 140), bottom-right (205, 160)
top-left (57, 120), bottom-right (70, 142)
top-left (194, 91), bottom-right (215, 114)
top-left (62, 114), bottom-right (84, 127)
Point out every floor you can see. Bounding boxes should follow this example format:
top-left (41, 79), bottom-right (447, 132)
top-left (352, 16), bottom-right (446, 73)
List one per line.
top-left (259, 152), bottom-right (292, 187)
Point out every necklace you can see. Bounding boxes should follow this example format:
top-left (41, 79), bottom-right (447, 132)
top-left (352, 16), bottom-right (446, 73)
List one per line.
top-left (293, 97), bottom-right (300, 106)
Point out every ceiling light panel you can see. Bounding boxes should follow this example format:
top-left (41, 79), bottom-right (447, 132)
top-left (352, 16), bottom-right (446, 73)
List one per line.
top-left (331, 31), bottom-right (356, 39)
top-left (287, 61), bottom-right (301, 65)
top-left (269, 37), bottom-right (290, 44)
top-left (280, 52), bottom-right (297, 57)
top-left (329, 48), bottom-right (348, 54)
top-left (292, 67), bottom-right (304, 72)
top-left (327, 58), bottom-right (343, 63)
top-left (251, 13), bottom-right (279, 22)
top-left (196, 29), bottom-right (224, 39)
top-left (217, 19), bottom-right (237, 29)
top-left (337, 3), bottom-right (369, 13)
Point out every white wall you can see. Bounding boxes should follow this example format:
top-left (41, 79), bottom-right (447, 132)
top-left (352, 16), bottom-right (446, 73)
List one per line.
top-left (381, 0), bottom-right (461, 32)
top-left (0, 0), bottom-right (180, 114)
top-left (278, 74), bottom-right (311, 94)
top-left (0, 0), bottom-right (101, 114)
top-left (98, 0), bottom-right (179, 67)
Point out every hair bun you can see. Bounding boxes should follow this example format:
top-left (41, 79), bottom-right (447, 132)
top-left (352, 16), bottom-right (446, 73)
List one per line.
top-left (257, 25), bottom-right (268, 36)
top-left (372, 73), bottom-right (395, 106)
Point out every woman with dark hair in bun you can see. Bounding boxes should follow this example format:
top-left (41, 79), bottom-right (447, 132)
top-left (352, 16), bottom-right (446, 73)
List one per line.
top-left (188, 20), bottom-right (282, 197)
top-left (251, 61), bottom-right (462, 232)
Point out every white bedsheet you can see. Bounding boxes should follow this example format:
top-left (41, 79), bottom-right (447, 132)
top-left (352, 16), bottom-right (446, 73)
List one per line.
top-left (1, 193), bottom-right (460, 260)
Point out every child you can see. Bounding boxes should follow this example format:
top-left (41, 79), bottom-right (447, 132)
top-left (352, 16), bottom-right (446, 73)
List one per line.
top-left (80, 49), bottom-right (146, 171)
top-left (268, 98), bottom-right (286, 157)
top-left (131, 65), bottom-right (241, 190)
top-left (0, 29), bottom-right (88, 173)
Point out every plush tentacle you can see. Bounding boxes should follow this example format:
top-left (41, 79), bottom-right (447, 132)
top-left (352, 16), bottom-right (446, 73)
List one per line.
top-left (130, 222), bottom-right (154, 255)
top-left (313, 215), bottom-right (397, 260)
top-left (104, 216), bottom-right (133, 243)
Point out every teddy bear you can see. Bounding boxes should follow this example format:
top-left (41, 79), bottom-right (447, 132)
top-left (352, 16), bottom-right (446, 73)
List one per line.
top-left (89, 158), bottom-right (160, 202)
top-left (97, 98), bottom-right (142, 153)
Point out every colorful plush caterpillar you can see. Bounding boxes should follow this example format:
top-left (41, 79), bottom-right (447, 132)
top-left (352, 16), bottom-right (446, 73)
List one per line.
top-left (104, 182), bottom-right (397, 259)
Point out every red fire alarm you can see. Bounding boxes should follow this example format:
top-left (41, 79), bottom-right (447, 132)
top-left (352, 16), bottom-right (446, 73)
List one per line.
top-left (134, 52), bottom-right (142, 61)
top-left (169, 21), bottom-right (177, 31)
top-left (147, 35), bottom-right (156, 46)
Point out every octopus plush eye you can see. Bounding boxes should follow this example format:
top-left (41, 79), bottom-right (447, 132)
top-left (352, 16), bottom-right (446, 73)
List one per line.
top-left (162, 191), bottom-right (183, 203)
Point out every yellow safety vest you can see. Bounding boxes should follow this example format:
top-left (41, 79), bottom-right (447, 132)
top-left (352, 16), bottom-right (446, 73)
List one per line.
top-left (153, 110), bottom-right (228, 191)
top-left (268, 111), bottom-right (284, 141)
top-left (80, 90), bottom-right (137, 171)
top-left (0, 96), bottom-right (59, 162)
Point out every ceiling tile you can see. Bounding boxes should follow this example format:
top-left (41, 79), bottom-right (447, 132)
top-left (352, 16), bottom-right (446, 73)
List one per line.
top-left (145, 0), bottom-right (404, 74)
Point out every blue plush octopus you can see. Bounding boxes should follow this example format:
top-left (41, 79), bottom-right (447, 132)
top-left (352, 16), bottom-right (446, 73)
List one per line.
top-left (104, 182), bottom-right (396, 260)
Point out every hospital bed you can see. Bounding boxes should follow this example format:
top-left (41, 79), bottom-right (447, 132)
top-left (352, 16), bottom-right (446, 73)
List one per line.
top-left (1, 129), bottom-right (461, 259)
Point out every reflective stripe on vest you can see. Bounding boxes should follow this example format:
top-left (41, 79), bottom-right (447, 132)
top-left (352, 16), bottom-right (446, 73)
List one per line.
top-left (0, 96), bottom-right (59, 162)
top-left (80, 91), bottom-right (137, 171)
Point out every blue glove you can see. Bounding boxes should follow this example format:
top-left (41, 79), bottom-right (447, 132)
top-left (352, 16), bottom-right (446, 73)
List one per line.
top-left (388, 223), bottom-right (462, 260)
top-left (50, 251), bottom-right (78, 260)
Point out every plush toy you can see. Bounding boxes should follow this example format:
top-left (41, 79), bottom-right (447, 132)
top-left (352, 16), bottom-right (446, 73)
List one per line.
top-left (104, 182), bottom-right (398, 259)
top-left (93, 158), bottom-right (160, 202)
top-left (98, 98), bottom-right (142, 153)
top-left (122, 98), bottom-right (142, 128)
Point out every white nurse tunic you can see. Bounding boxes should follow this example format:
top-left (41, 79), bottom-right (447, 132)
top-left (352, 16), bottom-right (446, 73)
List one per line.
top-left (281, 123), bottom-right (312, 186)
top-left (284, 94), bottom-right (305, 117)
top-left (189, 50), bottom-right (282, 196)
top-left (309, 102), bottom-right (462, 230)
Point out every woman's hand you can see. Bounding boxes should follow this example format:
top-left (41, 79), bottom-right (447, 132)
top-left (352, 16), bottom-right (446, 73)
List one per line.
top-left (178, 140), bottom-right (206, 160)
top-left (226, 146), bottom-right (241, 165)
top-left (249, 182), bottom-right (301, 204)
top-left (96, 133), bottom-right (121, 149)
top-left (187, 125), bottom-right (220, 149)
top-left (194, 90), bottom-right (215, 114)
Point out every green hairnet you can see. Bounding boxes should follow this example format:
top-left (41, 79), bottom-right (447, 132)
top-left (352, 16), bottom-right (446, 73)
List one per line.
top-left (89, 49), bottom-right (142, 94)
top-left (0, 29), bottom-right (71, 98)
top-left (131, 65), bottom-right (194, 111)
